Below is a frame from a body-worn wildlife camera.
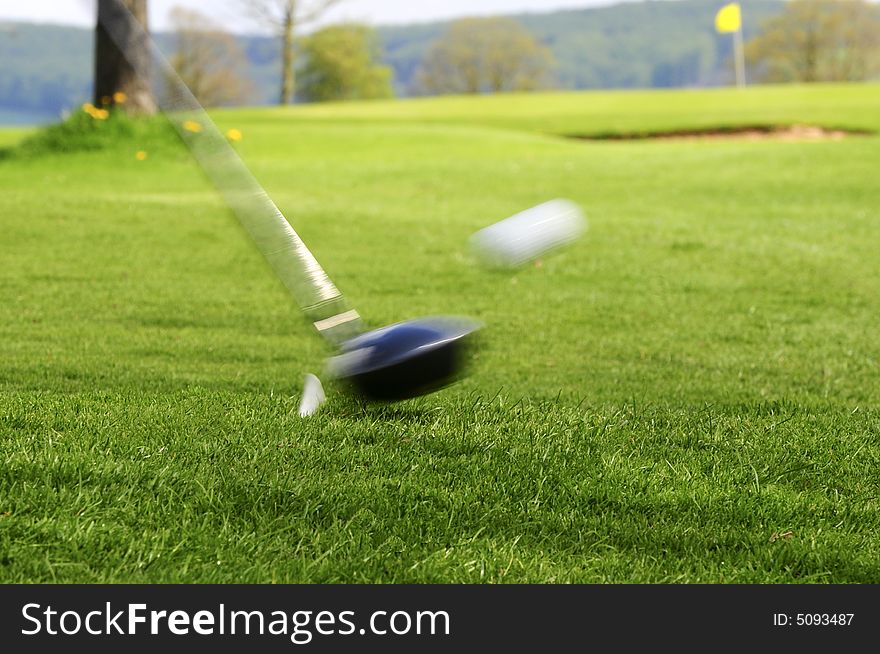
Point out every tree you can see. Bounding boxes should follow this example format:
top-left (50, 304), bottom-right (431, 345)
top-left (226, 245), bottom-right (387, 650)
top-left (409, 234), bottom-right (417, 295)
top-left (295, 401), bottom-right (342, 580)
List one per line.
top-left (168, 7), bottom-right (253, 107)
top-left (298, 24), bottom-right (394, 102)
top-left (744, 0), bottom-right (880, 83)
top-left (94, 0), bottom-right (156, 114)
top-left (417, 17), bottom-right (556, 95)
top-left (240, 0), bottom-right (346, 105)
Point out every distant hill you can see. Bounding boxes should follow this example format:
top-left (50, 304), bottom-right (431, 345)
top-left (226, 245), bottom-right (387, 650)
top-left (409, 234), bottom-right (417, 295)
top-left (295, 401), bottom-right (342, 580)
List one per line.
top-left (0, 0), bottom-right (785, 124)
top-left (0, 22), bottom-right (280, 122)
top-left (381, 0), bottom-right (785, 93)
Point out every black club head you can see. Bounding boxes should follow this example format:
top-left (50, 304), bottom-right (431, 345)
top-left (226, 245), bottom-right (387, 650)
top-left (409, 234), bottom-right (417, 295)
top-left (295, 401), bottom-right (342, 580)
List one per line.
top-left (327, 316), bottom-right (481, 401)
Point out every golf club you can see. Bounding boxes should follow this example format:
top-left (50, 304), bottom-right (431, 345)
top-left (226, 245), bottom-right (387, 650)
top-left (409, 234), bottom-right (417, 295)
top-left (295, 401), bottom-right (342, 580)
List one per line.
top-left (92, 0), bottom-right (479, 401)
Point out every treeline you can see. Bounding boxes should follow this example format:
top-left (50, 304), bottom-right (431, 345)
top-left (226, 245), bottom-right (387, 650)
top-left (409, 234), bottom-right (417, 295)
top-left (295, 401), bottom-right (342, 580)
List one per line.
top-left (382, 0), bottom-right (787, 92)
top-left (5, 0), bottom-right (880, 120)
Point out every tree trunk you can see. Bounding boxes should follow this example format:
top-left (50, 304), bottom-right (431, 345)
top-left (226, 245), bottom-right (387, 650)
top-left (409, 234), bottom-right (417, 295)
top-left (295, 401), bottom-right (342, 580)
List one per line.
top-left (804, 29), bottom-right (818, 83)
top-left (94, 0), bottom-right (156, 114)
top-left (280, 7), bottom-right (296, 105)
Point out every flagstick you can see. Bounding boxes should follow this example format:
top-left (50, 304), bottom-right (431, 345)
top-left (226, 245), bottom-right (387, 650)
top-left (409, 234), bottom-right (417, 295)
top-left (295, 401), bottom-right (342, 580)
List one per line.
top-left (734, 25), bottom-right (746, 88)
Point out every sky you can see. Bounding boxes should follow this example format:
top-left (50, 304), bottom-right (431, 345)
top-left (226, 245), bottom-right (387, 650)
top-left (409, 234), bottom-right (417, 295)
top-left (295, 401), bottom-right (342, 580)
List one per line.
top-left (0, 0), bottom-right (646, 32)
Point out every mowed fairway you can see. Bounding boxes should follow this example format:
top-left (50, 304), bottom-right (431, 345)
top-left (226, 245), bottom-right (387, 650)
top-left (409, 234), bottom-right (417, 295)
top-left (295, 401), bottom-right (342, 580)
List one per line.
top-left (1, 84), bottom-right (879, 583)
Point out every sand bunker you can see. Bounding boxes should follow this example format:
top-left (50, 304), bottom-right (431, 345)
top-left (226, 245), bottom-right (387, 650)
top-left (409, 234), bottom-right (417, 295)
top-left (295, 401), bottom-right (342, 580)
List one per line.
top-left (573, 124), bottom-right (871, 142)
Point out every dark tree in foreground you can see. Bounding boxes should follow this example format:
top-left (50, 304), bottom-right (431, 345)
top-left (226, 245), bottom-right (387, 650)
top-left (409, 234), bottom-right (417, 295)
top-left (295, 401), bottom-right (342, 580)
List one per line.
top-left (94, 0), bottom-right (157, 114)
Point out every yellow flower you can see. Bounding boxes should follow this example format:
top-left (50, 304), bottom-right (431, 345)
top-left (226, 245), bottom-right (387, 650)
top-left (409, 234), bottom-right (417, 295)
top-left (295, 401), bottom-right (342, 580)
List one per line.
top-left (226, 128), bottom-right (243, 142)
top-left (83, 103), bottom-right (110, 120)
top-left (136, 151), bottom-right (148, 161)
top-left (183, 120), bottom-right (203, 133)
top-left (113, 91), bottom-right (127, 104)
top-left (100, 95), bottom-right (112, 106)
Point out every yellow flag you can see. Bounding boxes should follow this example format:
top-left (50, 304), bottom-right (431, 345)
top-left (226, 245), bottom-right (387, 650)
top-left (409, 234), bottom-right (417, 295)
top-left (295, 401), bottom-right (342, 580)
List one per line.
top-left (715, 2), bottom-right (742, 33)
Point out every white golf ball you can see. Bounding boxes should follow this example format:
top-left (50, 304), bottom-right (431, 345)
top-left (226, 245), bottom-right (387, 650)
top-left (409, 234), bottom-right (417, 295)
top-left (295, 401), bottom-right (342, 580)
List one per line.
top-left (470, 199), bottom-right (586, 269)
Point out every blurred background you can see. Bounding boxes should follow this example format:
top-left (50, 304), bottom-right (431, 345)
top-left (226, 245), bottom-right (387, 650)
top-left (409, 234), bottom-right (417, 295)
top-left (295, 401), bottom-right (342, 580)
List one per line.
top-left (2, 0), bottom-right (878, 125)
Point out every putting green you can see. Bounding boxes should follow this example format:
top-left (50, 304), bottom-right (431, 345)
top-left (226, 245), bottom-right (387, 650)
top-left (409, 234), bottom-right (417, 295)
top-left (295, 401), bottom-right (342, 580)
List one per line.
top-left (1, 83), bottom-right (879, 583)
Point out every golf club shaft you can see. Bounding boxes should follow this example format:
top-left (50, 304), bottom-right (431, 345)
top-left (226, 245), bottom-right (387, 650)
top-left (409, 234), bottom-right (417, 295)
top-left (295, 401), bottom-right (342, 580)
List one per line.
top-left (90, 0), bottom-right (363, 346)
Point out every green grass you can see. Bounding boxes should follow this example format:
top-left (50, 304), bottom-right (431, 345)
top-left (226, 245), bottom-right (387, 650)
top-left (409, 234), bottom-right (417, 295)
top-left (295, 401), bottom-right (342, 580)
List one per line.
top-left (11, 108), bottom-right (178, 157)
top-left (0, 128), bottom-right (31, 150)
top-left (2, 83), bottom-right (880, 583)
top-left (227, 82), bottom-right (880, 136)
